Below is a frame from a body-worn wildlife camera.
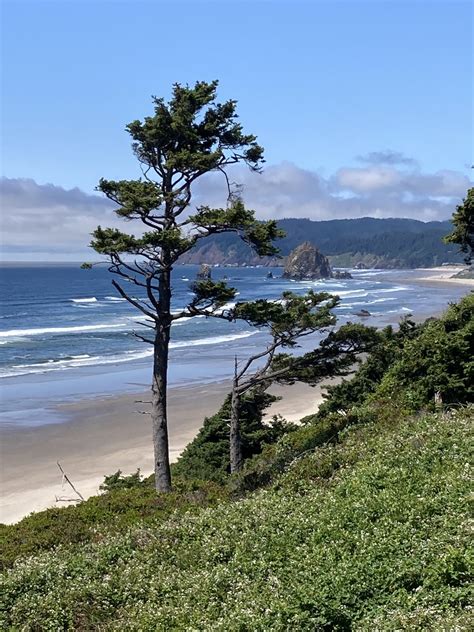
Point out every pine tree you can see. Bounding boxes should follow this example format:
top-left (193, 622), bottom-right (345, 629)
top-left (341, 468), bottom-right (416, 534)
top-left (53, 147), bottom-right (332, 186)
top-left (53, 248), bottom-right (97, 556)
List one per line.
top-left (87, 81), bottom-right (282, 492)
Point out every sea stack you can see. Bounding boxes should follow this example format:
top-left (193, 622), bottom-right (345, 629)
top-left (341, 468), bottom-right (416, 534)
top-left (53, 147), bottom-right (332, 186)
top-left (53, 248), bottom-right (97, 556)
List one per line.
top-left (282, 242), bottom-right (332, 280)
top-left (196, 263), bottom-right (212, 280)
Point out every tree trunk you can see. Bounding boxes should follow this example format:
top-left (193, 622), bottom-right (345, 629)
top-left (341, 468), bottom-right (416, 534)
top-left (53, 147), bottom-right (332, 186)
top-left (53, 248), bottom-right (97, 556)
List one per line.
top-left (230, 385), bottom-right (243, 473)
top-left (151, 268), bottom-right (172, 492)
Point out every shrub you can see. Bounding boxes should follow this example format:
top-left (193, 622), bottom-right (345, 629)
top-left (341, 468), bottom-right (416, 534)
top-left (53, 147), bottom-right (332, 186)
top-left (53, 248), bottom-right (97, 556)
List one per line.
top-left (233, 412), bottom-right (351, 492)
top-left (0, 478), bottom-right (228, 570)
top-left (374, 294), bottom-right (474, 411)
top-left (100, 469), bottom-right (148, 491)
top-left (173, 389), bottom-right (296, 483)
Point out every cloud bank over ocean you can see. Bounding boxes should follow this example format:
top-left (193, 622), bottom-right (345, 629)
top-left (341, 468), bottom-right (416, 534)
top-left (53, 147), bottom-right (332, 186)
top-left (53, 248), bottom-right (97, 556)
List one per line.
top-left (1, 151), bottom-right (472, 260)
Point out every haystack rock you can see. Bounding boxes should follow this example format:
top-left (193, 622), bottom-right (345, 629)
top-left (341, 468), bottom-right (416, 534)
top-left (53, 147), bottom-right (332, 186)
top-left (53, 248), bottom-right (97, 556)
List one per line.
top-left (283, 242), bottom-right (332, 280)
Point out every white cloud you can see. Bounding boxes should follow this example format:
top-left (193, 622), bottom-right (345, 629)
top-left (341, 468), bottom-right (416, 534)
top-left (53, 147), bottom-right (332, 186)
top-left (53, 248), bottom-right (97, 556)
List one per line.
top-left (194, 158), bottom-right (471, 221)
top-left (1, 155), bottom-right (472, 260)
top-left (355, 150), bottom-right (418, 166)
top-left (0, 178), bottom-right (118, 259)
top-left (334, 166), bottom-right (402, 193)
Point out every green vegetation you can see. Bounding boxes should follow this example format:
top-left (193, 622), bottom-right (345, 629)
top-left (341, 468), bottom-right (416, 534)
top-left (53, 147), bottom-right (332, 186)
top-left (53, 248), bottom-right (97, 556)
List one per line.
top-left (236, 294), bottom-right (473, 491)
top-left (173, 390), bottom-right (295, 483)
top-left (0, 478), bottom-right (227, 572)
top-left (88, 80), bottom-right (282, 492)
top-left (1, 294), bottom-right (473, 628)
top-left (444, 187), bottom-right (474, 264)
top-left (309, 317), bottom-right (419, 422)
top-left (374, 295), bottom-right (474, 411)
top-left (1, 408), bottom-right (472, 630)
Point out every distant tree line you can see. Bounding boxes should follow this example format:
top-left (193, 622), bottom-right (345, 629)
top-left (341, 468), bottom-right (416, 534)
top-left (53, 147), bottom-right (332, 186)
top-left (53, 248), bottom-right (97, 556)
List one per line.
top-left (179, 217), bottom-right (464, 268)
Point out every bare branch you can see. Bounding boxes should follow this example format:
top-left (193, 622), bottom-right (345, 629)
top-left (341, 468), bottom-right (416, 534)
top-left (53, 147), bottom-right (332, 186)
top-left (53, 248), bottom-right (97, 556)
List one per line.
top-left (135, 319), bottom-right (156, 329)
top-left (236, 337), bottom-right (282, 381)
top-left (145, 274), bottom-right (160, 312)
top-left (57, 461), bottom-right (84, 502)
top-left (236, 366), bottom-right (290, 395)
top-left (112, 279), bottom-right (159, 321)
top-left (132, 331), bottom-right (155, 344)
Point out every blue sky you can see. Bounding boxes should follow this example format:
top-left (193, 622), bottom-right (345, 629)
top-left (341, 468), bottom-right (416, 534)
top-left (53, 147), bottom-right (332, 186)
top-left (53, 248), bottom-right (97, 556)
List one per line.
top-left (1, 0), bottom-right (472, 259)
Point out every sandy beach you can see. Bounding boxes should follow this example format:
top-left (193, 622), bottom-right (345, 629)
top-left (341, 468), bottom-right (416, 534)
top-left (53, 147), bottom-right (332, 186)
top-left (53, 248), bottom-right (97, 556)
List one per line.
top-left (0, 380), bottom-right (328, 524)
top-left (408, 266), bottom-right (474, 287)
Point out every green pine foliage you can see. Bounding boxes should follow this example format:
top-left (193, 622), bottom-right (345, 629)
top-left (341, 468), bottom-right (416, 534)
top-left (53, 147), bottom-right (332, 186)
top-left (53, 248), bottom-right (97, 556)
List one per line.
top-left (310, 317), bottom-right (420, 422)
top-left (172, 390), bottom-right (296, 483)
top-left (444, 187), bottom-right (474, 264)
top-left (374, 293), bottom-right (474, 411)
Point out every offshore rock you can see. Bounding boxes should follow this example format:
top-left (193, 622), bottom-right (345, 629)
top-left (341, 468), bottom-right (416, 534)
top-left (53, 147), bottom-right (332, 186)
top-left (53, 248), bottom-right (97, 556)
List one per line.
top-left (282, 242), bottom-right (332, 280)
top-left (197, 264), bottom-right (212, 280)
top-left (354, 309), bottom-right (371, 318)
top-left (333, 270), bottom-right (353, 279)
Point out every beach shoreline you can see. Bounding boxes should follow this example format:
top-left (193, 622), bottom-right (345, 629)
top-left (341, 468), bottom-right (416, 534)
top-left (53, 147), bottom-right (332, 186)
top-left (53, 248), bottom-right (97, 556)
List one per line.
top-left (1, 266), bottom-right (472, 525)
top-left (0, 380), bottom-right (328, 524)
top-left (396, 266), bottom-right (473, 287)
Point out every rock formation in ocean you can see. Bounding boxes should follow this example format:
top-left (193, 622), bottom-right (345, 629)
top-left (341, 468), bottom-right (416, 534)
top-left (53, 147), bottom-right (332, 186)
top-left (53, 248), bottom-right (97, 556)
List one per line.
top-left (282, 242), bottom-right (332, 280)
top-left (197, 263), bottom-right (212, 280)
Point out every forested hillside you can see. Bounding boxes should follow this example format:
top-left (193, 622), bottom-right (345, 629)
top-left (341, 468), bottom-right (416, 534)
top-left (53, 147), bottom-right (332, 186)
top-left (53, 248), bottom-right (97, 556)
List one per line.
top-left (179, 217), bottom-right (463, 268)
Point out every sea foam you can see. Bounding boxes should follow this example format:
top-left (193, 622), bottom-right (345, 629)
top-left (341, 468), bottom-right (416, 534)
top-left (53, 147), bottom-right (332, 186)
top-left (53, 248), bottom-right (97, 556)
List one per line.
top-left (0, 331), bottom-right (258, 378)
top-left (70, 297), bottom-right (98, 303)
top-left (0, 323), bottom-right (128, 338)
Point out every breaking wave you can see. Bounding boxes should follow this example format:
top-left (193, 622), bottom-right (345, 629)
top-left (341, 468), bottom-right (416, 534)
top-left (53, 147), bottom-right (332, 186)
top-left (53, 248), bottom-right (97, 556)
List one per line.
top-left (0, 323), bottom-right (128, 338)
top-left (70, 297), bottom-right (98, 303)
top-left (0, 331), bottom-right (258, 378)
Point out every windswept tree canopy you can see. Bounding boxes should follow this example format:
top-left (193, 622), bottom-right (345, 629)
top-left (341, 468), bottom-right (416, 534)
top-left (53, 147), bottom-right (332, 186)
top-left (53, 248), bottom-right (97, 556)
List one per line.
top-left (87, 80), bottom-right (284, 492)
top-left (444, 187), bottom-right (474, 264)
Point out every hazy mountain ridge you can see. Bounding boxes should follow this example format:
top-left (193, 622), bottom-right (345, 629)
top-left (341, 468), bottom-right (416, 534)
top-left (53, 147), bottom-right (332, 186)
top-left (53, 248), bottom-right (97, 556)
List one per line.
top-left (179, 217), bottom-right (462, 268)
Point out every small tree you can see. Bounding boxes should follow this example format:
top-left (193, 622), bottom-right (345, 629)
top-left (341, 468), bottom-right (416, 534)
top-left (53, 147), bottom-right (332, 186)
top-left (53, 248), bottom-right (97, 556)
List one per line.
top-left (228, 291), bottom-right (377, 472)
top-left (89, 81), bottom-right (282, 492)
top-left (444, 187), bottom-right (474, 264)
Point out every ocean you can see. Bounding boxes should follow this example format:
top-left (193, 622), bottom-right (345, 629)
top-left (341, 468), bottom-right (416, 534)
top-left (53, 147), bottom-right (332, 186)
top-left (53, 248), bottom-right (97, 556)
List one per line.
top-left (0, 263), bottom-right (469, 428)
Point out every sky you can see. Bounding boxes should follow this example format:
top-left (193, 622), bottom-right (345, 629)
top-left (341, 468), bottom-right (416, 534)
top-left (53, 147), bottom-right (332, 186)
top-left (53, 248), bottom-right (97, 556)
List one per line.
top-left (1, 0), bottom-right (473, 260)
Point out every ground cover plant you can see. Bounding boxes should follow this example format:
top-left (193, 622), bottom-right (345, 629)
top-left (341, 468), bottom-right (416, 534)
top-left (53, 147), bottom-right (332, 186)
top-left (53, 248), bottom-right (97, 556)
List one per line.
top-left (0, 478), bottom-right (227, 571)
top-left (1, 407), bottom-right (472, 629)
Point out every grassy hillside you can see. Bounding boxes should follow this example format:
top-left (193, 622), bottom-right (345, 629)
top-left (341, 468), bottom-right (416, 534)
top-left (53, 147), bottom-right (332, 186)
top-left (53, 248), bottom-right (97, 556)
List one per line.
top-left (1, 407), bottom-right (472, 630)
